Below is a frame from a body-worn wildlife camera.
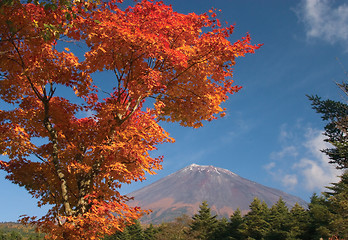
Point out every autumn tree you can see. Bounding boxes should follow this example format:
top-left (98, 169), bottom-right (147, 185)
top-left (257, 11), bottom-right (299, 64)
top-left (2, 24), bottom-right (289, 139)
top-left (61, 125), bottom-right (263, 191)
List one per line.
top-left (0, 0), bottom-right (261, 239)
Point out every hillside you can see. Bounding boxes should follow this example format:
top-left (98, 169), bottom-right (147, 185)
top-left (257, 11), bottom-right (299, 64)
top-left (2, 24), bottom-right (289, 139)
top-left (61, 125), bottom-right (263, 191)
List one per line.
top-left (0, 222), bottom-right (44, 239)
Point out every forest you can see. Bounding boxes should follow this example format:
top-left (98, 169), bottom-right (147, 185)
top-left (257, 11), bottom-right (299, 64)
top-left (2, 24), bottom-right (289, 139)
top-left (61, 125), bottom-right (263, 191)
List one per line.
top-left (1, 173), bottom-right (347, 240)
top-left (0, 222), bottom-right (44, 240)
top-left (103, 172), bottom-right (347, 240)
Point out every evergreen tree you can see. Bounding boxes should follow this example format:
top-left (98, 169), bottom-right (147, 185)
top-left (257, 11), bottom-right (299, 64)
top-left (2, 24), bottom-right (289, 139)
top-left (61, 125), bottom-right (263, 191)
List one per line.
top-left (325, 171), bottom-right (348, 239)
top-left (303, 194), bottom-right (332, 240)
top-left (289, 203), bottom-right (310, 240)
top-left (308, 94), bottom-right (348, 169)
top-left (265, 198), bottom-right (290, 240)
top-left (308, 68), bottom-right (348, 239)
top-left (241, 198), bottom-right (270, 240)
top-left (104, 220), bottom-right (144, 240)
top-left (228, 208), bottom-right (245, 240)
top-left (103, 229), bottom-right (131, 240)
top-left (126, 220), bottom-right (145, 240)
top-left (189, 201), bottom-right (218, 240)
top-left (144, 224), bottom-right (158, 240)
top-left (210, 217), bottom-right (229, 240)
top-left (155, 215), bottom-right (194, 240)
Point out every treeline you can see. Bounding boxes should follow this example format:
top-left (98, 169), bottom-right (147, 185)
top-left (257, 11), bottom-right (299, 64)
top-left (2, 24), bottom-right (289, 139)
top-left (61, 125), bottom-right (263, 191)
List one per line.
top-left (104, 172), bottom-right (347, 240)
top-left (0, 222), bottom-right (44, 240)
top-left (1, 172), bottom-right (346, 240)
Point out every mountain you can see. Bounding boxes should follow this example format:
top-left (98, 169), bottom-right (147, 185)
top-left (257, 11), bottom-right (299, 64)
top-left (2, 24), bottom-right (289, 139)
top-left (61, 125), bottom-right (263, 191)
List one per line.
top-left (128, 164), bottom-right (307, 224)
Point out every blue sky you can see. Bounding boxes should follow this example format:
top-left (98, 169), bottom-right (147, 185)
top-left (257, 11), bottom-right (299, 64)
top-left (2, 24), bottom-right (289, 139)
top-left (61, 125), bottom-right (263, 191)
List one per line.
top-left (1, 0), bottom-right (348, 222)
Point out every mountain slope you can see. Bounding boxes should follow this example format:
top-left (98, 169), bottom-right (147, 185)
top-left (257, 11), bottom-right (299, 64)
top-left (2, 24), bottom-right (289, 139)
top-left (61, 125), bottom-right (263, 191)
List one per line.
top-left (129, 164), bottom-right (307, 223)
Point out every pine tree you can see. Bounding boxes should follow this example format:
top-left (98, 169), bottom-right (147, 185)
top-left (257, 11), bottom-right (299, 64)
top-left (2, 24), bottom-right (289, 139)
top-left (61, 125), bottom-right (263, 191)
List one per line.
top-left (210, 217), bottom-right (229, 240)
top-left (265, 198), bottom-right (290, 240)
top-left (103, 229), bottom-right (130, 240)
top-left (289, 203), bottom-right (310, 240)
top-left (228, 208), bottom-right (245, 240)
top-left (189, 201), bottom-right (218, 240)
top-left (308, 94), bottom-right (348, 169)
top-left (241, 198), bottom-right (270, 240)
top-left (126, 220), bottom-right (145, 240)
top-left (103, 220), bottom-right (144, 240)
top-left (307, 67), bottom-right (348, 240)
top-left (303, 194), bottom-right (332, 240)
top-left (144, 224), bottom-right (158, 240)
top-left (325, 171), bottom-right (348, 239)
top-left (155, 215), bottom-right (194, 240)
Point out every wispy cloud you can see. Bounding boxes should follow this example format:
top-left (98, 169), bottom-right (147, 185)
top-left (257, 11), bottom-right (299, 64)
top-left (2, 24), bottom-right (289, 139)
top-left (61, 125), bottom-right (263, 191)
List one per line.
top-left (264, 162), bottom-right (276, 171)
top-left (294, 129), bottom-right (342, 191)
top-left (296, 0), bottom-right (348, 47)
top-left (279, 123), bottom-right (294, 142)
top-left (270, 146), bottom-right (298, 160)
top-left (281, 174), bottom-right (298, 189)
top-left (266, 125), bottom-right (342, 193)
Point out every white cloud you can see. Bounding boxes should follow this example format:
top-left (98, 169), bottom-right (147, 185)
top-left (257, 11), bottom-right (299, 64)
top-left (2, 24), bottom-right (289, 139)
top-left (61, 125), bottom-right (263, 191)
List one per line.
top-left (279, 124), bottom-right (293, 142)
top-left (267, 125), bottom-right (342, 193)
top-left (294, 158), bottom-right (334, 190)
top-left (270, 146), bottom-right (298, 160)
top-left (294, 129), bottom-right (342, 191)
top-left (297, 0), bottom-right (348, 46)
top-left (264, 162), bottom-right (276, 171)
top-left (303, 128), bottom-right (330, 161)
top-left (281, 174), bottom-right (298, 189)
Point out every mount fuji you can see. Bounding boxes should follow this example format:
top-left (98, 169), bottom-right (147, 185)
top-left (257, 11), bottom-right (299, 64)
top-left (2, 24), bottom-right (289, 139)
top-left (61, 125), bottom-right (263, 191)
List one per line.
top-left (128, 164), bottom-right (307, 223)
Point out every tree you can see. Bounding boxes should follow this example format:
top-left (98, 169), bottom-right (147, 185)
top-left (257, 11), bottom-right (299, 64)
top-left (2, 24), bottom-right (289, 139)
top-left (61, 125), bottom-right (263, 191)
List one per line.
top-left (308, 71), bottom-right (348, 170)
top-left (154, 214), bottom-right (194, 240)
top-left (227, 208), bottom-right (245, 240)
top-left (308, 94), bottom-right (348, 169)
top-left (0, 231), bottom-right (23, 240)
top-left (143, 224), bottom-right (158, 240)
top-left (324, 171), bottom-right (348, 239)
top-left (189, 201), bottom-right (218, 240)
top-left (125, 220), bottom-right (145, 240)
top-left (288, 203), bottom-right (310, 240)
top-left (265, 198), bottom-right (290, 240)
top-left (104, 220), bottom-right (144, 240)
top-left (0, 0), bottom-right (260, 239)
top-left (210, 217), bottom-right (229, 240)
top-left (241, 198), bottom-right (270, 240)
top-left (303, 194), bottom-right (332, 240)
top-left (307, 69), bottom-right (348, 239)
